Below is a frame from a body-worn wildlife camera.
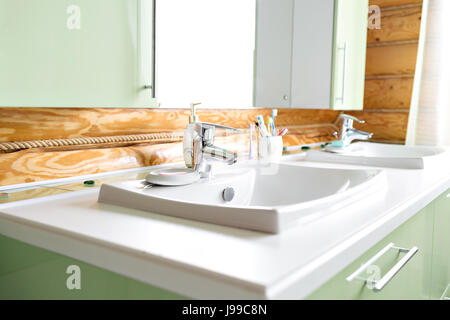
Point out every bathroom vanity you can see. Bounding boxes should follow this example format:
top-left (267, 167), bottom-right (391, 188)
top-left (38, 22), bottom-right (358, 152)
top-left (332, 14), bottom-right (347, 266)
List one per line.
top-left (0, 146), bottom-right (449, 300)
top-left (0, 0), bottom-right (440, 302)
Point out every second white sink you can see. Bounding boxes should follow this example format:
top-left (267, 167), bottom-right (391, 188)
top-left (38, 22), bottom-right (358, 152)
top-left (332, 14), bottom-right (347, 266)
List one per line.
top-left (305, 142), bottom-right (448, 169)
top-left (98, 162), bottom-right (385, 233)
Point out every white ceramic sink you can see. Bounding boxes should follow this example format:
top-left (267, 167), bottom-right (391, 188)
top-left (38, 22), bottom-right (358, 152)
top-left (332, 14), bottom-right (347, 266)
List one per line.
top-left (305, 142), bottom-right (448, 169)
top-left (98, 162), bottom-right (386, 233)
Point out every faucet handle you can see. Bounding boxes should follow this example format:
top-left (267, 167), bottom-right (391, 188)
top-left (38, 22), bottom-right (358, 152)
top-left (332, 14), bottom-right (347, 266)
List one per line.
top-left (194, 122), bottom-right (241, 146)
top-left (339, 114), bottom-right (365, 124)
top-left (198, 122), bottom-right (241, 133)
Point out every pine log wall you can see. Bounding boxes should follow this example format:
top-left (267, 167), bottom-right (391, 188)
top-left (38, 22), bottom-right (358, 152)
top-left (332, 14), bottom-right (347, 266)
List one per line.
top-left (348, 0), bottom-right (423, 143)
top-left (0, 0), bottom-right (423, 186)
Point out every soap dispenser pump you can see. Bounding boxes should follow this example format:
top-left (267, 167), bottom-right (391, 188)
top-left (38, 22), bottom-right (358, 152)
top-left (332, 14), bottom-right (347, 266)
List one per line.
top-left (183, 103), bottom-right (201, 168)
top-left (189, 102), bottom-right (200, 123)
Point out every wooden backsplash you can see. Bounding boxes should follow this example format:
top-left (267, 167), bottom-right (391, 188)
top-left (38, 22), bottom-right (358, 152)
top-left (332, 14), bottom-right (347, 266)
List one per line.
top-left (0, 108), bottom-right (338, 185)
top-left (0, 108), bottom-right (338, 142)
top-left (0, 0), bottom-right (423, 186)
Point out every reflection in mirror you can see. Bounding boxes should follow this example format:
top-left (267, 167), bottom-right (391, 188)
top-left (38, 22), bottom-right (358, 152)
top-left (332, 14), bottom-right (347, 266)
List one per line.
top-left (156, 0), bottom-right (256, 109)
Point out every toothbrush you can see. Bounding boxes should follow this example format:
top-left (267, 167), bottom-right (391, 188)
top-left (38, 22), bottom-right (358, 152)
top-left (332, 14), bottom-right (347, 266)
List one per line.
top-left (271, 109), bottom-right (278, 134)
top-left (267, 116), bottom-right (277, 136)
top-left (267, 116), bottom-right (272, 136)
top-left (278, 128), bottom-right (288, 136)
top-left (254, 121), bottom-right (264, 137)
top-left (257, 115), bottom-right (269, 136)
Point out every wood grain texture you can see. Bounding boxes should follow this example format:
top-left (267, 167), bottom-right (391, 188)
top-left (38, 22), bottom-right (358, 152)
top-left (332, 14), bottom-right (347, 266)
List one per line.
top-left (364, 77), bottom-right (414, 109)
top-left (0, 108), bottom-right (338, 143)
top-left (346, 110), bottom-right (409, 142)
top-left (0, 125), bottom-right (337, 186)
top-left (0, 107), bottom-right (339, 186)
top-left (0, 143), bottom-right (182, 186)
top-left (366, 43), bottom-right (419, 76)
top-left (282, 125), bottom-right (337, 146)
top-left (362, 0), bottom-right (422, 144)
top-left (370, 0), bottom-right (422, 8)
top-left (367, 5), bottom-right (422, 43)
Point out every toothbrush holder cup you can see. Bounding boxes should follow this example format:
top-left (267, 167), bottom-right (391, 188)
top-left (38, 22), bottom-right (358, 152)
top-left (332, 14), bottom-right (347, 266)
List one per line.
top-left (258, 136), bottom-right (283, 163)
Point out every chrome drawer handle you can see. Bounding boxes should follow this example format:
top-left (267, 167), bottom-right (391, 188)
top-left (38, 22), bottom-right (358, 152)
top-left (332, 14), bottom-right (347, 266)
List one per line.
top-left (441, 283), bottom-right (450, 300)
top-left (346, 242), bottom-right (419, 292)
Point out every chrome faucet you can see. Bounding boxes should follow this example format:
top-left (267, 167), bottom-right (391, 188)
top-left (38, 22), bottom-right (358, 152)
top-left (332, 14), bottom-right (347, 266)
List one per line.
top-left (183, 103), bottom-right (240, 178)
top-left (333, 114), bottom-right (373, 148)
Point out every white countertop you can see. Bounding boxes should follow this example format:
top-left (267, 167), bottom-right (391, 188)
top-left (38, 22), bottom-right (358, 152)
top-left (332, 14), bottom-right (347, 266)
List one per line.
top-left (1, 154), bottom-right (449, 299)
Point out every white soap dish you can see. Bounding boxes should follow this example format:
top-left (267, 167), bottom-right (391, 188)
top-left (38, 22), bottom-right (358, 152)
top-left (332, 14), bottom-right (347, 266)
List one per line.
top-left (145, 167), bottom-right (200, 186)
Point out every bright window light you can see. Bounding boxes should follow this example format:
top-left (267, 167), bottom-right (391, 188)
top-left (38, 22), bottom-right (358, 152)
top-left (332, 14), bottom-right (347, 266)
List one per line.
top-left (156, 0), bottom-right (256, 108)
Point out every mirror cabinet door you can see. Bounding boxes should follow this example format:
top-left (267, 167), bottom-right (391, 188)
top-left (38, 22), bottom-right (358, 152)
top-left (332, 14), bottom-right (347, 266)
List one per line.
top-left (255, 0), bottom-right (368, 109)
top-left (330, 0), bottom-right (368, 110)
top-left (0, 0), bottom-right (155, 108)
top-left (290, 0), bottom-right (335, 109)
top-left (254, 0), bottom-right (293, 108)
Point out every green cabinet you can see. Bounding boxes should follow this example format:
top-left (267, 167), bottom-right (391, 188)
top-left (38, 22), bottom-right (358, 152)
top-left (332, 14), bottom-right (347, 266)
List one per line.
top-left (308, 202), bottom-right (434, 300)
top-left (255, 0), bottom-right (368, 110)
top-left (0, 234), bottom-right (185, 300)
top-left (1, 188), bottom-right (448, 300)
top-left (431, 188), bottom-right (450, 300)
top-left (309, 188), bottom-right (450, 300)
top-left (0, 0), bottom-right (155, 108)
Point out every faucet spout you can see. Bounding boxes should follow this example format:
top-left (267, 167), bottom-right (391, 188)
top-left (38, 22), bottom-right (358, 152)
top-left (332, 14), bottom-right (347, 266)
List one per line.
top-left (202, 145), bottom-right (238, 165)
top-left (348, 128), bottom-right (373, 140)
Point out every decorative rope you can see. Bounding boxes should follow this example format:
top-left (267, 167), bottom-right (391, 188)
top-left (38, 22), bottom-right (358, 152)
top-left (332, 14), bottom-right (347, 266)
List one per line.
top-left (0, 125), bottom-right (334, 153)
top-left (0, 132), bottom-right (184, 153)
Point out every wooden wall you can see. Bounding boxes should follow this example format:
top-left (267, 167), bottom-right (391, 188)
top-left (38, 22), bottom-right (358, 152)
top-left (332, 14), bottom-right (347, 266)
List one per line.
top-left (0, 108), bottom-right (338, 186)
top-left (348, 0), bottom-right (423, 143)
top-left (0, 0), bottom-right (424, 186)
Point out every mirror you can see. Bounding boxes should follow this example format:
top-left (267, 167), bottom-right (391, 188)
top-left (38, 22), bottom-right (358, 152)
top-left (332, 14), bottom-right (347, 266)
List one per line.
top-left (155, 0), bottom-right (367, 110)
top-left (0, 0), bottom-right (367, 110)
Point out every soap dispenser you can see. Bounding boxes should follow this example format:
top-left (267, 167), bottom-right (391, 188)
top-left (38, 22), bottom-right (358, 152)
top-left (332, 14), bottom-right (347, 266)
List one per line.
top-left (183, 103), bottom-right (201, 168)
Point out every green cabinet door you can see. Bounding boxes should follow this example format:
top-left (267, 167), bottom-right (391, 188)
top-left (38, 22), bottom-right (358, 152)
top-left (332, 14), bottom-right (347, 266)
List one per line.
top-left (0, 0), bottom-right (155, 108)
top-left (308, 202), bottom-right (434, 300)
top-left (330, 0), bottom-right (368, 110)
top-left (0, 234), bottom-right (186, 299)
top-left (431, 188), bottom-right (450, 300)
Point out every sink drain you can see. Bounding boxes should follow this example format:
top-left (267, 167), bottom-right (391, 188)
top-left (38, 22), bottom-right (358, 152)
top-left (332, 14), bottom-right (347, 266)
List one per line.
top-left (222, 187), bottom-right (235, 202)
